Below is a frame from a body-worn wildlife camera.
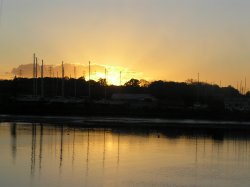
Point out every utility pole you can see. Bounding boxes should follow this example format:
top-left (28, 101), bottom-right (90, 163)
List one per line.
top-left (41, 60), bottom-right (44, 98)
top-left (49, 66), bottom-right (52, 78)
top-left (56, 71), bottom-right (58, 97)
top-left (197, 72), bottom-right (200, 104)
top-left (240, 80), bottom-right (242, 94)
top-left (62, 61), bottom-right (64, 97)
top-left (120, 71), bottom-right (122, 86)
top-left (74, 66), bottom-right (77, 97)
top-left (35, 57), bottom-right (38, 97)
top-left (33, 53), bottom-right (36, 97)
top-left (245, 77), bottom-right (247, 95)
top-left (88, 61), bottom-right (91, 98)
top-left (105, 68), bottom-right (107, 100)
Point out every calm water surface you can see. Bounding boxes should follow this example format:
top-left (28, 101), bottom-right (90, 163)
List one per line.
top-left (1, 122), bottom-right (250, 187)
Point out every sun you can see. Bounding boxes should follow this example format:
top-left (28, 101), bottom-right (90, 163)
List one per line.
top-left (105, 67), bottom-right (123, 86)
top-left (92, 71), bottom-right (120, 85)
top-left (107, 74), bottom-right (121, 86)
top-left (90, 65), bottom-right (124, 86)
top-left (95, 65), bottom-right (142, 86)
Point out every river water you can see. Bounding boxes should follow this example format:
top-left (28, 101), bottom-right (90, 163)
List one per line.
top-left (1, 122), bottom-right (250, 187)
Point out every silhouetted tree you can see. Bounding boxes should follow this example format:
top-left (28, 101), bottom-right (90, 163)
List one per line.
top-left (139, 79), bottom-right (150, 87)
top-left (124, 78), bottom-right (140, 87)
top-left (98, 78), bottom-right (107, 86)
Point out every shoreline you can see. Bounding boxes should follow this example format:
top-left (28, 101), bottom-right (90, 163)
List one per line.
top-left (1, 114), bottom-right (250, 129)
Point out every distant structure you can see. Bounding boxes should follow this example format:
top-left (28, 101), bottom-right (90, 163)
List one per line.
top-left (225, 98), bottom-right (250, 112)
top-left (111, 93), bottom-right (157, 109)
top-left (112, 93), bottom-right (156, 102)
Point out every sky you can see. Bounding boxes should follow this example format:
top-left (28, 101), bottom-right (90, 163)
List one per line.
top-left (1, 0), bottom-right (250, 87)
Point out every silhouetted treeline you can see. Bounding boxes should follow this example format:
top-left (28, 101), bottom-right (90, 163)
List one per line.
top-left (148, 80), bottom-right (241, 109)
top-left (0, 77), bottom-right (242, 101)
top-left (1, 77), bottom-right (249, 119)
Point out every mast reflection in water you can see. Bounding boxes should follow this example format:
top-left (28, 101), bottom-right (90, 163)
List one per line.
top-left (0, 123), bottom-right (250, 187)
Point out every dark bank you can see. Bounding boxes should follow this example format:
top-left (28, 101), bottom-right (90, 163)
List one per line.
top-left (1, 77), bottom-right (250, 122)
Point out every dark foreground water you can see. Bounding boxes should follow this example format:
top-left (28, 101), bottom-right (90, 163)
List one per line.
top-left (1, 122), bottom-right (250, 187)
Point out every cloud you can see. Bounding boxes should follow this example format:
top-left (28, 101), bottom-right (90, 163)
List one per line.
top-left (10, 63), bottom-right (144, 85)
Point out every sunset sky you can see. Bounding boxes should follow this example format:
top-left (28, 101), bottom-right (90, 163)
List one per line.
top-left (1, 0), bottom-right (250, 86)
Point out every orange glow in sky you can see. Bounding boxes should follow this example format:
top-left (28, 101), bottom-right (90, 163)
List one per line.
top-left (1, 1), bottom-right (250, 88)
